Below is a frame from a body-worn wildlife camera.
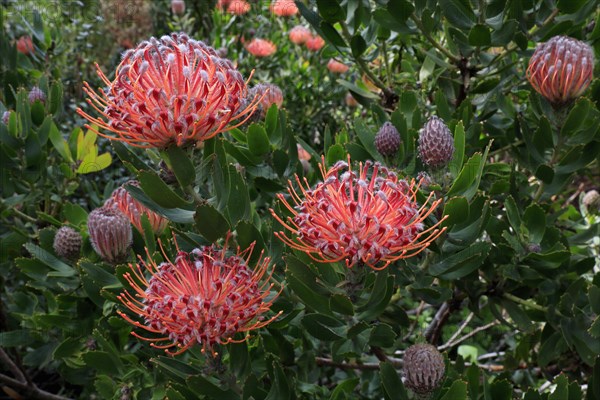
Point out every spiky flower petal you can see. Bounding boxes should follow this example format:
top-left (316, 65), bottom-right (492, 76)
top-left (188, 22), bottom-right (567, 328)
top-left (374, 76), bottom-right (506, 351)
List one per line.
top-left (403, 344), bottom-right (446, 395)
top-left (418, 116), bottom-right (454, 168)
top-left (88, 207), bottom-right (133, 263)
top-left (526, 36), bottom-right (594, 105)
top-left (105, 180), bottom-right (169, 235)
top-left (271, 156), bottom-right (446, 270)
top-left (77, 33), bottom-right (258, 148)
top-left (117, 235), bottom-right (281, 356)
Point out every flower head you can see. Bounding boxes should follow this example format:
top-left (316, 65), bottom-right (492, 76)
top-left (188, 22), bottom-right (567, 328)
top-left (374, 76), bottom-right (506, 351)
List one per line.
top-left (28, 87), bottom-right (46, 104)
top-left (403, 344), bottom-right (446, 395)
top-left (327, 59), bottom-right (349, 74)
top-left (249, 83), bottom-right (284, 117)
top-left (117, 235), bottom-right (281, 356)
top-left (271, 0), bottom-right (298, 17)
top-left (53, 226), bottom-right (82, 260)
top-left (171, 0), bottom-right (186, 15)
top-left (88, 206), bottom-right (133, 263)
top-left (228, 0), bottom-right (251, 15)
top-left (77, 33), bottom-right (258, 148)
top-left (305, 35), bottom-right (325, 52)
top-left (105, 180), bottom-right (169, 235)
top-left (375, 122), bottom-right (401, 157)
top-left (526, 35), bottom-right (594, 105)
top-left (246, 38), bottom-right (277, 57)
top-left (271, 156), bottom-right (446, 269)
top-left (289, 26), bottom-right (312, 45)
top-left (418, 116), bottom-right (454, 168)
top-left (16, 35), bottom-right (34, 55)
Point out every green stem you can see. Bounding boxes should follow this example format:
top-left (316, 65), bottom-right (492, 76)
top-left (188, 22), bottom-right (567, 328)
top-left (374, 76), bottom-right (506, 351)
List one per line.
top-left (381, 40), bottom-right (393, 87)
top-left (489, 140), bottom-right (524, 158)
top-left (502, 293), bottom-right (548, 314)
top-left (409, 14), bottom-right (461, 63)
top-left (186, 184), bottom-right (204, 205)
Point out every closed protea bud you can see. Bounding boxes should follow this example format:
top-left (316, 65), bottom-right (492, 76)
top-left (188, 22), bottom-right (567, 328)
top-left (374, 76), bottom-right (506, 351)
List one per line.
top-left (88, 207), bottom-right (132, 264)
top-left (16, 35), bottom-right (34, 55)
top-left (418, 116), bottom-right (454, 168)
top-left (2, 111), bottom-right (10, 125)
top-left (526, 243), bottom-right (542, 253)
top-left (526, 36), bottom-right (594, 106)
top-left (171, 0), bottom-right (185, 15)
top-left (375, 122), bottom-right (401, 157)
top-left (249, 83), bottom-right (284, 118)
top-left (28, 87), bottom-right (46, 104)
top-left (583, 190), bottom-right (600, 213)
top-left (403, 344), bottom-right (446, 396)
top-left (53, 226), bottom-right (82, 260)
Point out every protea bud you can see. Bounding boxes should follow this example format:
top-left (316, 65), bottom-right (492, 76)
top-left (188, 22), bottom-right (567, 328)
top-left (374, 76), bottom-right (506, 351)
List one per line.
top-left (88, 207), bottom-right (132, 264)
top-left (53, 226), bottom-right (82, 260)
top-left (374, 122), bottom-right (401, 157)
top-left (249, 83), bottom-right (284, 118)
top-left (526, 243), bottom-right (542, 253)
top-left (418, 116), bottom-right (454, 168)
top-left (171, 0), bottom-right (185, 15)
top-left (2, 111), bottom-right (10, 125)
top-left (526, 36), bottom-right (594, 106)
top-left (403, 344), bottom-right (446, 396)
top-left (28, 87), bottom-right (46, 104)
top-left (583, 190), bottom-right (600, 213)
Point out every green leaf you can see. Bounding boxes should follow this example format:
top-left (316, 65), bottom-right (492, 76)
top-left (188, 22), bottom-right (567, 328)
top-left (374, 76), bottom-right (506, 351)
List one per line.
top-left (285, 256), bottom-right (332, 315)
top-left (265, 362), bottom-right (291, 400)
top-left (165, 145), bottom-right (196, 188)
top-left (468, 24), bottom-right (491, 46)
top-left (440, 380), bottom-right (467, 400)
top-left (194, 204), bottom-right (230, 242)
top-left (350, 35), bottom-right (367, 57)
top-left (466, 364), bottom-right (480, 400)
top-left (316, 0), bottom-right (344, 23)
top-left (330, 378), bottom-right (359, 400)
top-left (247, 124), bottom-right (270, 156)
top-left (501, 299), bottom-right (534, 332)
top-left (330, 294), bottom-right (354, 315)
top-left (439, 0), bottom-right (476, 29)
top-left (449, 121), bottom-right (465, 176)
top-left (442, 196), bottom-right (469, 228)
top-left (523, 204), bottom-right (546, 243)
top-left (112, 141), bottom-right (147, 171)
top-left (48, 82), bottom-right (63, 115)
top-left (357, 274), bottom-right (395, 320)
top-left (446, 153), bottom-right (482, 198)
top-left (429, 242), bottom-right (491, 279)
top-left (557, 0), bottom-right (587, 13)
top-left (137, 171), bottom-right (191, 208)
top-left (387, 0), bottom-right (414, 23)
top-left (504, 195), bottom-right (521, 232)
top-left (0, 330), bottom-right (34, 347)
top-left (301, 313), bottom-right (345, 341)
top-left (83, 351), bottom-right (123, 375)
top-left (369, 324), bottom-right (396, 348)
top-left (63, 202), bottom-right (88, 226)
top-left (326, 144), bottom-right (346, 165)
top-left (77, 151), bottom-right (112, 174)
top-left (187, 375), bottom-right (239, 400)
top-left (380, 361), bottom-right (408, 400)
top-left (549, 374), bottom-right (569, 400)
top-left (24, 243), bottom-right (75, 277)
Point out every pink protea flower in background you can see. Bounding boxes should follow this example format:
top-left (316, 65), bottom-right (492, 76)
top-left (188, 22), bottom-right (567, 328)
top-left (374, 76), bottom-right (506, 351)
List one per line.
top-left (271, 157), bottom-right (446, 270)
top-left (88, 206), bottom-right (133, 264)
top-left (327, 59), bottom-right (349, 74)
top-left (171, 0), bottom-right (186, 15)
top-left (28, 86), bottom-right (46, 104)
top-left (246, 38), bottom-right (277, 57)
top-left (228, 0), bottom-right (251, 15)
top-left (249, 83), bottom-right (284, 115)
top-left (105, 180), bottom-right (169, 235)
top-left (270, 0), bottom-right (298, 17)
top-left (77, 33), bottom-right (258, 148)
top-left (289, 26), bottom-right (312, 45)
top-left (526, 36), bottom-right (594, 105)
top-left (305, 35), bottom-right (325, 52)
top-left (16, 35), bottom-right (34, 55)
top-left (117, 234), bottom-right (281, 356)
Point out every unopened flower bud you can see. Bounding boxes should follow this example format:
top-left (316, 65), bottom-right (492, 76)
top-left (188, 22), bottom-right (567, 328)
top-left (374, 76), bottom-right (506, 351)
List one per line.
top-left (2, 111), bottom-right (10, 125)
top-left (526, 243), bottom-right (542, 253)
top-left (171, 0), bottom-right (186, 15)
top-left (53, 226), bottom-right (82, 260)
top-left (87, 207), bottom-right (132, 264)
top-left (375, 122), bottom-right (401, 157)
top-left (28, 87), bottom-right (46, 104)
top-left (418, 116), bottom-right (454, 168)
top-left (403, 344), bottom-right (446, 395)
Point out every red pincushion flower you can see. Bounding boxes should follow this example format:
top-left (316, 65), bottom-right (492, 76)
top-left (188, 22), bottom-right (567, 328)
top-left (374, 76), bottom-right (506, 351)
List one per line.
top-left (327, 59), bottom-right (349, 74)
top-left (228, 0), bottom-right (251, 15)
top-left (105, 180), bottom-right (169, 235)
top-left (16, 35), bottom-right (34, 55)
top-left (246, 38), bottom-right (277, 57)
top-left (526, 36), bottom-right (594, 105)
top-left (305, 35), bottom-right (325, 52)
top-left (77, 33), bottom-right (259, 148)
top-left (271, 157), bottom-right (446, 270)
top-left (289, 26), bottom-right (312, 45)
top-left (117, 235), bottom-right (281, 356)
top-left (270, 0), bottom-right (298, 17)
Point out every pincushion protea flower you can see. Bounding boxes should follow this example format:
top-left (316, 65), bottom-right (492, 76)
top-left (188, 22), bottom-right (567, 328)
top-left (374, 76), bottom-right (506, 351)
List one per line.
top-left (327, 59), bottom-right (349, 74)
top-left (88, 206), bottom-right (133, 263)
top-left (249, 83), bottom-right (284, 117)
top-left (16, 35), bottom-right (34, 55)
top-left (271, 157), bottom-right (446, 270)
top-left (305, 35), bottom-right (325, 52)
top-left (228, 0), bottom-right (251, 15)
top-left (526, 36), bottom-right (594, 105)
top-left (289, 26), bottom-right (312, 45)
top-left (117, 235), bottom-right (281, 356)
top-left (105, 180), bottom-right (169, 235)
top-left (77, 33), bottom-right (259, 148)
top-left (271, 0), bottom-right (298, 17)
top-left (246, 38), bottom-right (277, 57)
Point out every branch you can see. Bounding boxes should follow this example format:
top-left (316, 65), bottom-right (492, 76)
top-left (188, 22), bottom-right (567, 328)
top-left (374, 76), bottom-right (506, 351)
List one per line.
top-left (424, 302), bottom-right (450, 343)
top-left (0, 372), bottom-right (74, 400)
top-left (409, 14), bottom-right (461, 63)
top-left (0, 348), bottom-right (26, 384)
top-left (315, 357), bottom-right (382, 370)
top-left (438, 320), bottom-right (501, 351)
